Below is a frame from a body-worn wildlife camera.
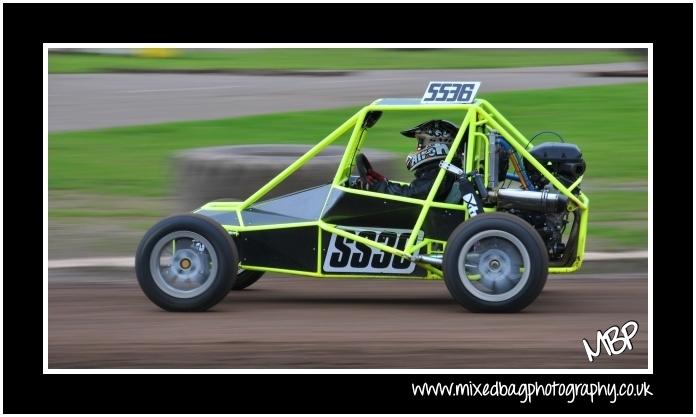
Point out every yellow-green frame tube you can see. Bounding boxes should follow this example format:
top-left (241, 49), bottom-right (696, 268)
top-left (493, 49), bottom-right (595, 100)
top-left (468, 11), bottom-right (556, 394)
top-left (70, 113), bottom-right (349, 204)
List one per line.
top-left (223, 221), bottom-right (319, 234)
top-left (421, 263), bottom-right (443, 278)
top-left (548, 193), bottom-right (590, 273)
top-left (478, 99), bottom-right (531, 149)
top-left (410, 239), bottom-right (430, 253)
top-left (366, 104), bottom-right (475, 112)
top-left (316, 226), bottom-right (322, 274)
top-left (476, 108), bottom-right (586, 210)
top-left (567, 175), bottom-right (584, 192)
top-left (240, 113), bottom-right (359, 209)
top-left (333, 108), bottom-right (369, 185)
top-left (575, 193), bottom-right (590, 266)
top-left (238, 264), bottom-right (430, 279)
top-left (404, 109), bottom-right (474, 252)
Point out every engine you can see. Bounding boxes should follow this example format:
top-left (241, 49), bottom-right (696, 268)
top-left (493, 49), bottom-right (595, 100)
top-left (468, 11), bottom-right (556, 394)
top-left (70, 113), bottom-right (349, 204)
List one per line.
top-left (509, 206), bottom-right (569, 261)
top-left (524, 142), bottom-right (586, 189)
top-left (492, 185), bottom-right (572, 261)
top-left (491, 141), bottom-right (587, 262)
top-left (519, 142), bottom-right (585, 261)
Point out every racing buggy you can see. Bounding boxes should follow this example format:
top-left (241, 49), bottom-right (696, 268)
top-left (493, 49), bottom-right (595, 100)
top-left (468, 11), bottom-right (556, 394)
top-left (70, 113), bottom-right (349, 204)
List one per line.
top-left (136, 82), bottom-right (589, 313)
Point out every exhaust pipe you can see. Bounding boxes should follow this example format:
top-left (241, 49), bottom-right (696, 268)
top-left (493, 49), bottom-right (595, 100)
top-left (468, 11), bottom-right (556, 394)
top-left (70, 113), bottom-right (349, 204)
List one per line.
top-left (411, 254), bottom-right (443, 267)
top-left (494, 189), bottom-right (568, 213)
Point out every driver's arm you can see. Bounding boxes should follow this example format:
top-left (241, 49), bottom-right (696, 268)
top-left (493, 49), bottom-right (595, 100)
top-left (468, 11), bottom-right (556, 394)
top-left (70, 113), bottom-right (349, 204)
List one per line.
top-left (371, 164), bottom-right (455, 200)
top-left (370, 176), bottom-right (434, 199)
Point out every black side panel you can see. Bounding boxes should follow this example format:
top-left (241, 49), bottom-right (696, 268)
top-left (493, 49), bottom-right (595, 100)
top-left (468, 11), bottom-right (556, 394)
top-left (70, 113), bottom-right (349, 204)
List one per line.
top-left (422, 208), bottom-right (464, 241)
top-left (323, 189), bottom-right (464, 241)
top-left (236, 227), bottom-right (318, 272)
top-left (322, 190), bottom-right (420, 229)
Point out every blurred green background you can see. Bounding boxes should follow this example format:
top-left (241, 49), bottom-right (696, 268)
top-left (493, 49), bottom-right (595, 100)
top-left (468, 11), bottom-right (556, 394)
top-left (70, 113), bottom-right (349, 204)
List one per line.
top-left (49, 48), bottom-right (640, 73)
top-left (48, 49), bottom-right (648, 257)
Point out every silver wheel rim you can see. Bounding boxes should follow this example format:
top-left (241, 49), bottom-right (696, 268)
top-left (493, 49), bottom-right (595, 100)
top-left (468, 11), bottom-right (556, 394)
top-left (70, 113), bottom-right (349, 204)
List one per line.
top-left (149, 231), bottom-right (218, 299)
top-left (457, 230), bottom-right (530, 302)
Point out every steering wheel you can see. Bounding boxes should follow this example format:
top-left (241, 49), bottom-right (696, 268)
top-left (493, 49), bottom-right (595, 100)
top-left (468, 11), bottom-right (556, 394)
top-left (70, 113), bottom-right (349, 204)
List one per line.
top-left (356, 153), bottom-right (373, 179)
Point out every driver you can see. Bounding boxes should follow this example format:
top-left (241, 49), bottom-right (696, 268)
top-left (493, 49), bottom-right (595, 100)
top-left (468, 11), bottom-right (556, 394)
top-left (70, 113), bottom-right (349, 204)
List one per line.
top-left (356, 119), bottom-right (461, 200)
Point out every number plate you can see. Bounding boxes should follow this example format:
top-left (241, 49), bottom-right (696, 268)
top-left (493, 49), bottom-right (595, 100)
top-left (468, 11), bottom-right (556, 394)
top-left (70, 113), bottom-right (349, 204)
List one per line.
top-left (323, 227), bottom-right (424, 274)
top-left (421, 81), bottom-right (481, 104)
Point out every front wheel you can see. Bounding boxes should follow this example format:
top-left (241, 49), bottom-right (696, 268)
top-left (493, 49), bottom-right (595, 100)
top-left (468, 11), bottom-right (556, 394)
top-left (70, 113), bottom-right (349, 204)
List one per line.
top-left (443, 212), bottom-right (548, 313)
top-left (230, 269), bottom-right (264, 290)
top-left (135, 214), bottom-right (239, 311)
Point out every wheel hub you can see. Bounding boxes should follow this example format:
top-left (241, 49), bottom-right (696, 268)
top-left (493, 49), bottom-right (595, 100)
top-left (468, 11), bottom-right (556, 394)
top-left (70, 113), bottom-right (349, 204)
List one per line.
top-left (171, 249), bottom-right (206, 280)
top-left (179, 258), bottom-right (191, 269)
top-left (478, 248), bottom-right (512, 280)
top-left (457, 230), bottom-right (531, 303)
top-left (149, 231), bottom-right (219, 299)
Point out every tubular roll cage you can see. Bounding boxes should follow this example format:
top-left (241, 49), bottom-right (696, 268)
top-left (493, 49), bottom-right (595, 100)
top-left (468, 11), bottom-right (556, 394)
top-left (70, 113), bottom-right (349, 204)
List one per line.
top-left (198, 98), bottom-right (589, 277)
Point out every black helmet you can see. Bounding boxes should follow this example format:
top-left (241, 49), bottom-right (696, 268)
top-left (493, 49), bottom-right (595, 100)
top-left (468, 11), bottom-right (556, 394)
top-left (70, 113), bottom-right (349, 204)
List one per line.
top-left (401, 120), bottom-right (459, 171)
top-left (401, 119), bottom-right (459, 147)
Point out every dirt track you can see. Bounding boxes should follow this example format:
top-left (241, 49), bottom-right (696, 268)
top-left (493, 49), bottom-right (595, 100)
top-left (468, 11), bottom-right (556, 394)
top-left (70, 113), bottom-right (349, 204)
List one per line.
top-left (48, 266), bottom-right (648, 369)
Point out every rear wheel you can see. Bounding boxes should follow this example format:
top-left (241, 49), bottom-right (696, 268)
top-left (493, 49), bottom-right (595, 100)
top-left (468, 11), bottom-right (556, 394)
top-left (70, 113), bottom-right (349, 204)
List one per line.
top-left (443, 212), bottom-right (548, 313)
top-left (135, 214), bottom-right (239, 311)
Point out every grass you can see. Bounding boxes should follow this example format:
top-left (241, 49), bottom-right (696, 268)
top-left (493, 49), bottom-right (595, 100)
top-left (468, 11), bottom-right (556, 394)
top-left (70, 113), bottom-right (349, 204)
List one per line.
top-left (48, 209), bottom-right (165, 218)
top-left (48, 48), bottom-right (642, 73)
top-left (586, 190), bottom-right (648, 248)
top-left (48, 83), bottom-right (648, 248)
top-left (586, 191), bottom-right (647, 222)
top-left (49, 83), bottom-right (647, 195)
top-left (588, 225), bottom-right (648, 249)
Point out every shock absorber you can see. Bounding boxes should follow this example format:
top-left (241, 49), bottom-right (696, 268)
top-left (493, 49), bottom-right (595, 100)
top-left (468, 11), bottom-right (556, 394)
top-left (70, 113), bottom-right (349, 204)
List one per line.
top-left (487, 129), bottom-right (498, 189)
top-left (497, 137), bottom-right (535, 191)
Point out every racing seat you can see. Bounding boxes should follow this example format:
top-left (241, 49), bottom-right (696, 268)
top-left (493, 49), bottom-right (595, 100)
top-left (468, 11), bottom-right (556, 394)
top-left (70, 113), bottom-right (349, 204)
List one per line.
top-left (442, 157), bottom-right (465, 204)
top-left (443, 181), bottom-right (462, 204)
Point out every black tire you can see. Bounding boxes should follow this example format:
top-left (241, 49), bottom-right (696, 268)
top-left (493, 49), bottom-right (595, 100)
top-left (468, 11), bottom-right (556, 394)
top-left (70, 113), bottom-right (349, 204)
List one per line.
top-left (443, 212), bottom-right (548, 313)
top-left (230, 269), bottom-right (265, 290)
top-left (135, 214), bottom-right (239, 311)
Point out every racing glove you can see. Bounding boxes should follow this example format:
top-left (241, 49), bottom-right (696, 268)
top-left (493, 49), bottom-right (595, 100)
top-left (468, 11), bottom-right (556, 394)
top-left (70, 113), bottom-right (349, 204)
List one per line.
top-left (365, 168), bottom-right (385, 184)
top-left (356, 168), bottom-right (387, 190)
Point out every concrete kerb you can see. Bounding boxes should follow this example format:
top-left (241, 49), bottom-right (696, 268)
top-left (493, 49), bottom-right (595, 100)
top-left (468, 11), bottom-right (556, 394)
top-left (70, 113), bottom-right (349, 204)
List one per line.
top-left (171, 145), bottom-right (401, 211)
